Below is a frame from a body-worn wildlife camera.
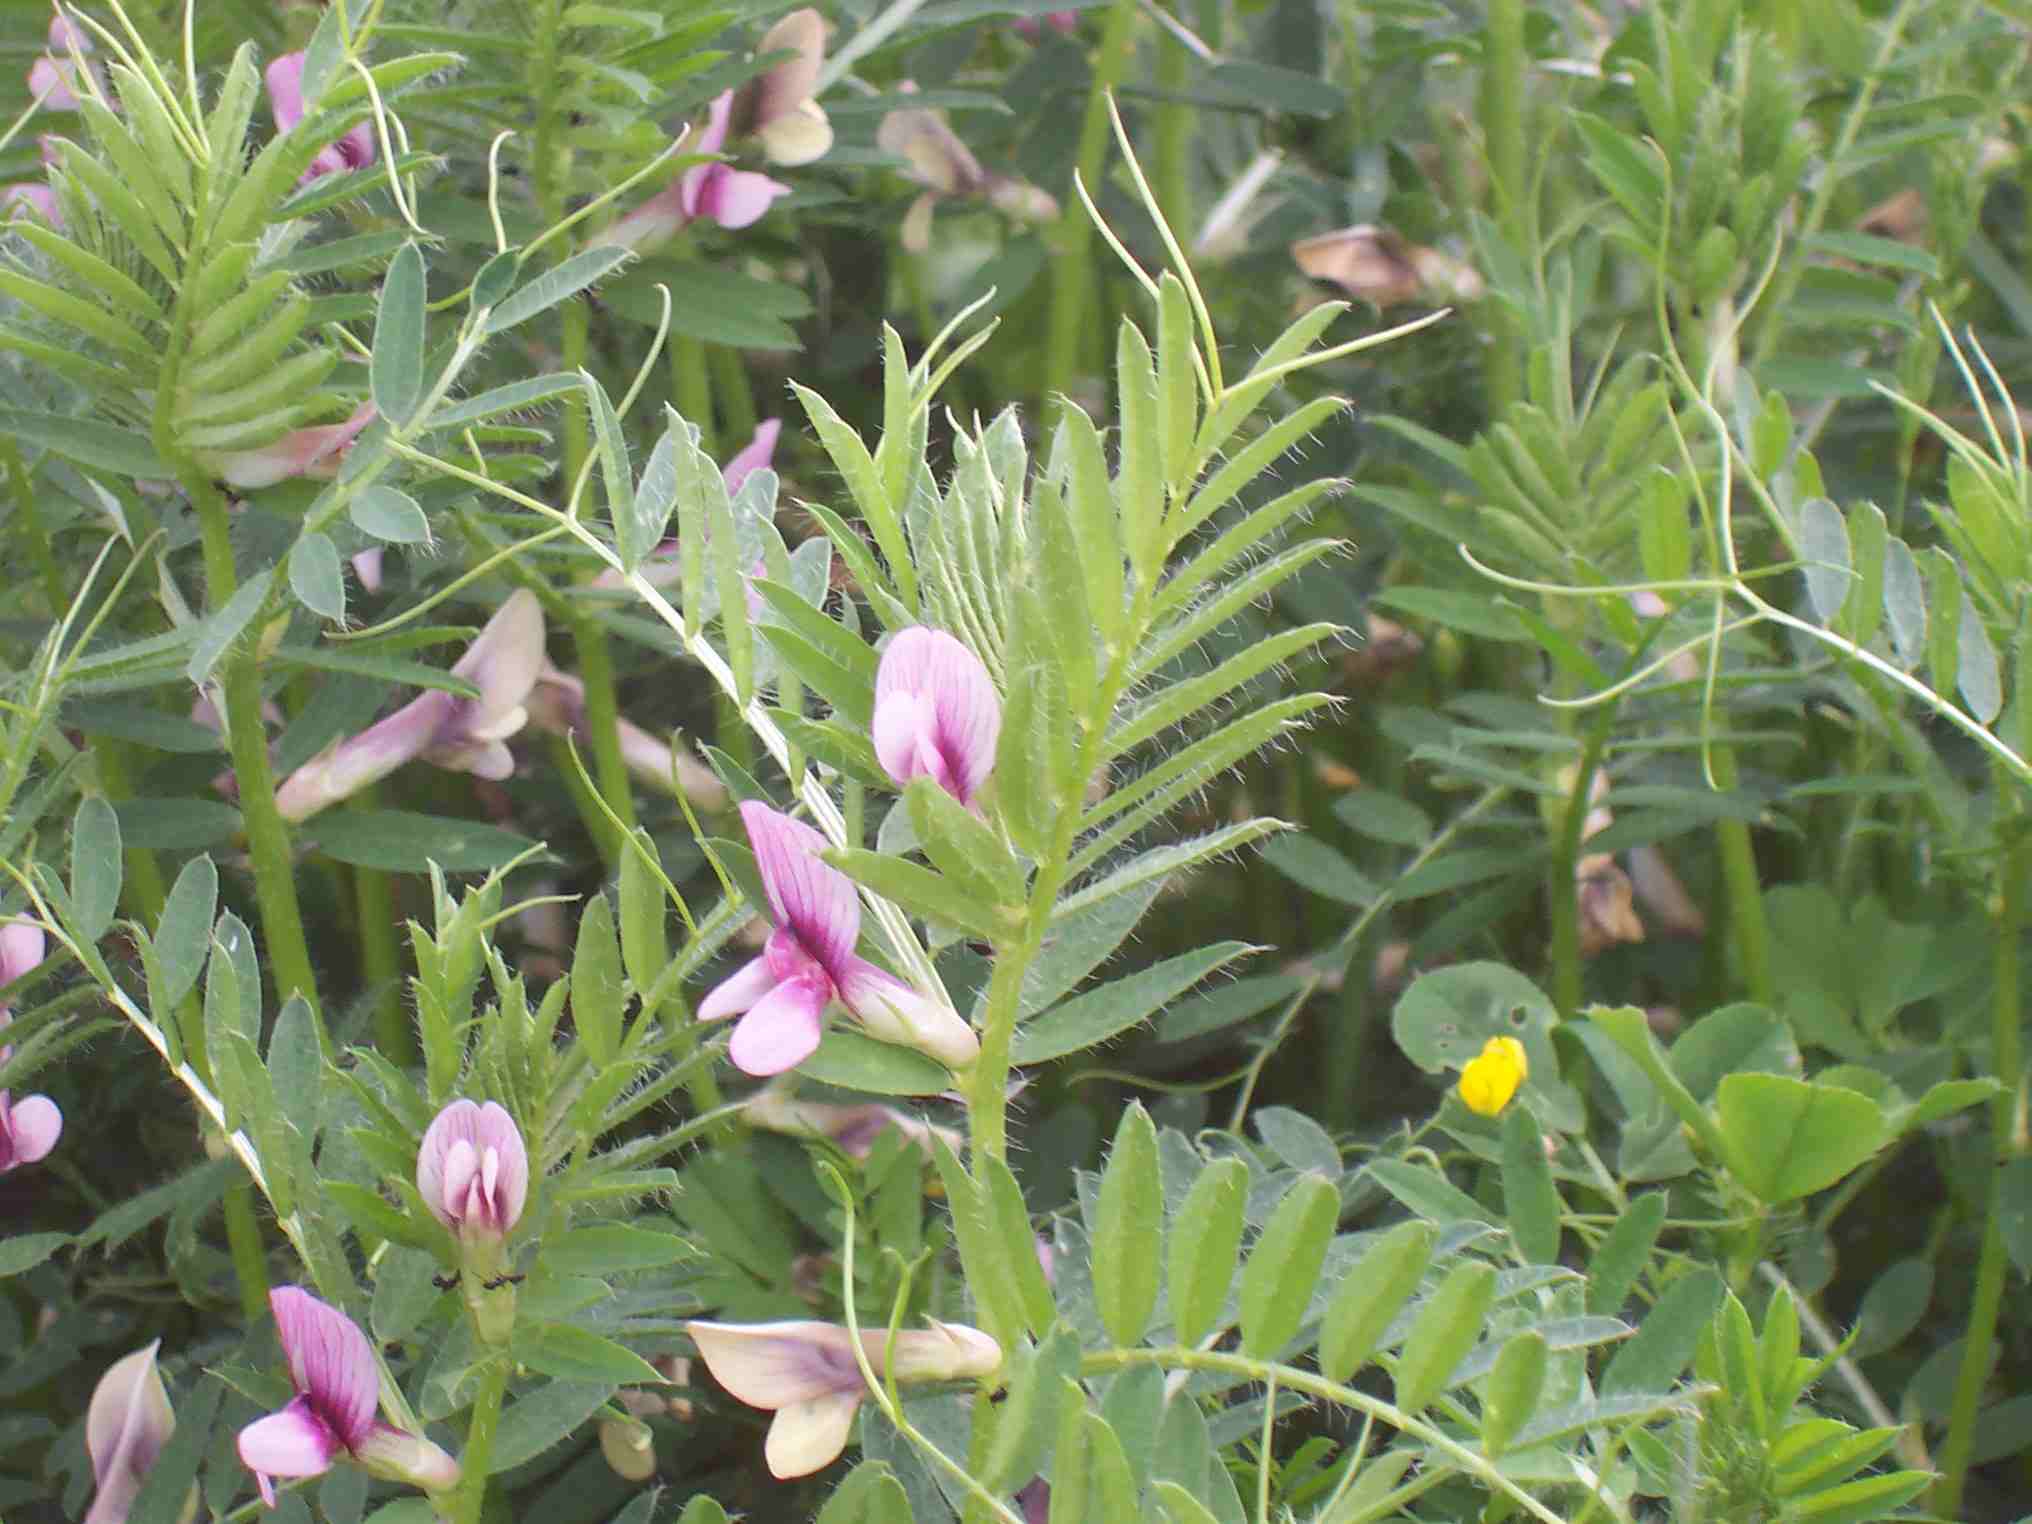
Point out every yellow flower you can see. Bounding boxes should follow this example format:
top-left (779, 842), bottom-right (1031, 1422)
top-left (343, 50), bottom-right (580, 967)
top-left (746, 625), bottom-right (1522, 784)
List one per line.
top-left (1458, 1036), bottom-right (1529, 1116)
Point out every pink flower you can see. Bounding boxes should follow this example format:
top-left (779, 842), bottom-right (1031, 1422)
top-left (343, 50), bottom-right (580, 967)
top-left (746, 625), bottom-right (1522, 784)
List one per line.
top-left (742, 1087), bottom-right (962, 1160)
top-left (416, 1100), bottom-right (527, 1243)
top-left (274, 591), bottom-right (546, 821)
top-left (237, 1288), bottom-right (458, 1507)
top-left (606, 92), bottom-right (791, 251)
top-left (872, 627), bottom-right (1000, 807)
top-left (876, 90), bottom-right (1058, 253)
top-left (525, 664), bottom-right (728, 809)
top-left (84, 1343), bottom-right (175, 1524)
top-left (729, 8), bottom-right (832, 166)
top-left (1012, 11), bottom-right (1078, 38)
top-left (207, 403), bottom-right (376, 491)
top-left (0, 920), bottom-right (58, 1176)
top-left (687, 1318), bottom-right (1000, 1478)
top-left (4, 183), bottom-right (58, 224)
top-left (265, 52), bottom-right (376, 183)
top-left (698, 802), bottom-right (980, 1075)
top-left (28, 12), bottom-right (96, 111)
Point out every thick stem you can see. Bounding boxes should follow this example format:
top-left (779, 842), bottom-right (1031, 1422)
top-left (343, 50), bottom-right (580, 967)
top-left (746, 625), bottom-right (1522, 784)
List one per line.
top-left (669, 333), bottom-right (716, 457)
top-left (1478, 0), bottom-right (1526, 414)
top-left (352, 788), bottom-right (411, 1064)
top-left (191, 482), bottom-right (323, 1028)
top-left (1706, 743), bottom-right (1774, 1005)
top-left (1936, 839), bottom-right (2026, 1516)
top-left (569, 611), bottom-right (638, 866)
top-left (451, 1356), bottom-right (512, 1524)
top-left (1044, 0), bottom-right (1141, 409)
top-left (223, 1181), bottom-right (270, 1324)
top-left (708, 341), bottom-right (757, 446)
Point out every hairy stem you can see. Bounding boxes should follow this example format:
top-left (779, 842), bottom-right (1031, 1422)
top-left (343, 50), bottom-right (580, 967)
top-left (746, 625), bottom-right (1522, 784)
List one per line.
top-left (1705, 743), bottom-right (1773, 1005)
top-left (451, 1356), bottom-right (512, 1524)
top-left (223, 1182), bottom-right (271, 1324)
top-left (352, 786), bottom-right (411, 1064)
top-left (1478, 0), bottom-right (1526, 413)
top-left (190, 480), bottom-right (322, 1028)
top-left (1936, 835), bottom-right (2026, 1515)
top-left (1044, 0), bottom-right (1140, 408)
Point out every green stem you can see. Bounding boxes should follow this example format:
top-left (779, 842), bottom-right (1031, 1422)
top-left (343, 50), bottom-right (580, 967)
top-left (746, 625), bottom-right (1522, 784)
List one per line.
top-left (1478, 0), bottom-right (1526, 414)
top-left (569, 610), bottom-right (638, 866)
top-left (93, 740), bottom-right (169, 930)
top-left (451, 1356), bottom-right (511, 1524)
top-left (1706, 743), bottom-right (1774, 1005)
top-left (1936, 837), bottom-right (2027, 1516)
top-left (190, 481), bottom-right (323, 1028)
top-left (3, 438), bottom-right (67, 612)
top-left (223, 1182), bottom-right (270, 1324)
top-left (352, 788), bottom-right (411, 1064)
top-left (1152, 22), bottom-right (1193, 242)
top-left (1044, 0), bottom-right (1141, 409)
top-left (708, 341), bottom-right (757, 446)
top-left (669, 333), bottom-right (716, 456)
top-left (1548, 728), bottom-right (1609, 1019)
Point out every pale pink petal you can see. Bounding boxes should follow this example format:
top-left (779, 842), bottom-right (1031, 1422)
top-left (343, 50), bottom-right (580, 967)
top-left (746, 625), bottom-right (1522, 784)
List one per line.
top-left (440, 1138), bottom-right (479, 1229)
top-left (270, 1288), bottom-right (377, 1452)
top-left (837, 958), bottom-right (980, 1068)
top-left (604, 183), bottom-right (689, 253)
top-left (0, 921), bottom-right (44, 987)
top-left (4, 184), bottom-right (58, 223)
top-left (237, 1397), bottom-right (341, 1495)
top-left (693, 165), bottom-right (790, 229)
top-left (697, 953), bottom-right (776, 1022)
top-left (693, 89), bottom-right (735, 158)
top-left (84, 1342), bottom-right (173, 1524)
top-left (764, 1391), bottom-right (861, 1478)
top-left (211, 404), bottom-right (376, 489)
top-left (415, 1098), bottom-right (475, 1229)
top-left (351, 548), bottom-right (384, 593)
top-left (739, 802), bottom-right (860, 973)
top-left (28, 55), bottom-right (78, 110)
top-left (4, 1094), bottom-right (61, 1166)
top-left (273, 691), bottom-right (455, 821)
top-left (443, 591), bottom-right (547, 747)
top-left (729, 970), bottom-right (828, 1075)
top-left (685, 1320), bottom-right (863, 1408)
top-left (873, 627), bottom-right (1001, 804)
top-left (468, 1101), bottom-right (528, 1232)
top-left (723, 419), bottom-right (781, 495)
top-left (265, 52), bottom-right (308, 131)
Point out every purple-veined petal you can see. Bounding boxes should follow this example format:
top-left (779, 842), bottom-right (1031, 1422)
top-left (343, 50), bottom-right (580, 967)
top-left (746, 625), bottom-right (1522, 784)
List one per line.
top-left (270, 1288), bottom-right (378, 1453)
top-left (728, 969), bottom-right (829, 1075)
top-left (692, 165), bottom-right (791, 229)
top-left (738, 802), bottom-right (860, 974)
top-left (723, 418), bottom-right (781, 495)
top-left (469, 1100), bottom-right (529, 1232)
top-left (417, 1100), bottom-right (526, 1236)
top-left (84, 1341), bottom-right (174, 1524)
top-left (237, 1397), bottom-right (341, 1500)
top-left (764, 1391), bottom-right (861, 1479)
top-left (697, 953), bottom-right (776, 1023)
top-left (265, 52), bottom-right (308, 131)
top-left (685, 1320), bottom-right (864, 1409)
top-left (2, 1093), bottom-right (61, 1168)
top-left (873, 627), bottom-right (1001, 805)
top-left (837, 958), bottom-right (980, 1069)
